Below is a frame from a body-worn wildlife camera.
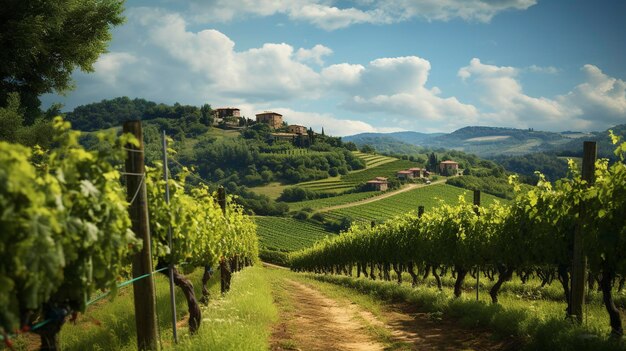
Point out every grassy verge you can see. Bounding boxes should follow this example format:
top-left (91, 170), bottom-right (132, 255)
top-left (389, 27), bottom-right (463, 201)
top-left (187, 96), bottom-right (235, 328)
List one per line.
top-left (12, 266), bottom-right (277, 350)
top-left (307, 274), bottom-right (626, 351)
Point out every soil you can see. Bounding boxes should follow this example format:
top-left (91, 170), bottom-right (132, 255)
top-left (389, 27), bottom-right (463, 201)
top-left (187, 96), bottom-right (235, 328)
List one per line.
top-left (270, 278), bottom-right (516, 351)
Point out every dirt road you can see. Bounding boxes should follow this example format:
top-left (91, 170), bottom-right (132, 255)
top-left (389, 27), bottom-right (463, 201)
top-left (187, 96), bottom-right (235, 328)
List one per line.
top-left (270, 277), bottom-right (512, 351)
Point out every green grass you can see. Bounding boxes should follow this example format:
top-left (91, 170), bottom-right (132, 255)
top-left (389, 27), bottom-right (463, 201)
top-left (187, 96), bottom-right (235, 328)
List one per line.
top-left (308, 274), bottom-right (626, 351)
top-left (323, 184), bottom-right (505, 224)
top-left (11, 266), bottom-right (277, 351)
top-left (288, 191), bottom-right (380, 212)
top-left (255, 216), bottom-right (334, 251)
top-left (248, 182), bottom-right (288, 200)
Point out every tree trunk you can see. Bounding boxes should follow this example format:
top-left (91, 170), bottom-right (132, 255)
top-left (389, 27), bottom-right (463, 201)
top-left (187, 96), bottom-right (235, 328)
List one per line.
top-left (158, 261), bottom-right (202, 334)
top-left (407, 262), bottom-right (418, 287)
top-left (393, 263), bottom-right (402, 285)
top-left (600, 264), bottom-right (624, 338)
top-left (383, 263), bottom-right (391, 281)
top-left (453, 267), bottom-right (468, 298)
top-left (422, 265), bottom-right (431, 280)
top-left (200, 265), bottom-right (214, 304)
top-left (220, 259), bottom-right (232, 293)
top-left (37, 305), bottom-right (68, 351)
top-left (357, 263), bottom-right (361, 278)
top-left (432, 266), bottom-right (442, 291)
top-left (370, 262), bottom-right (376, 280)
top-left (557, 264), bottom-right (572, 316)
top-left (489, 265), bottom-right (514, 304)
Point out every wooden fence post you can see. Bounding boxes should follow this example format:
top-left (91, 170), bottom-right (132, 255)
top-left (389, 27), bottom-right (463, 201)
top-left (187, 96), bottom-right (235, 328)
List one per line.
top-left (473, 190), bottom-right (481, 301)
top-left (571, 141), bottom-right (596, 323)
top-left (218, 186), bottom-right (231, 293)
top-left (124, 121), bottom-right (159, 351)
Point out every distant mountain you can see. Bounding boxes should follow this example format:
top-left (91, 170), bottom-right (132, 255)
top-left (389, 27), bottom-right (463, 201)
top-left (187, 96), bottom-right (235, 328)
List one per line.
top-left (343, 125), bottom-right (618, 157)
top-left (343, 131), bottom-right (442, 145)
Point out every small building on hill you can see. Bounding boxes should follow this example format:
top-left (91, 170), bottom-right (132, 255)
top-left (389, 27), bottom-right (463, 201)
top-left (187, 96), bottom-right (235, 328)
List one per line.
top-left (212, 107), bottom-right (242, 126)
top-left (439, 160), bottom-right (459, 175)
top-left (288, 125), bottom-right (307, 134)
top-left (374, 177), bottom-right (388, 182)
top-left (408, 167), bottom-right (424, 178)
top-left (366, 179), bottom-right (388, 191)
top-left (270, 132), bottom-right (297, 142)
top-left (256, 111), bottom-right (283, 129)
top-left (396, 170), bottom-right (414, 180)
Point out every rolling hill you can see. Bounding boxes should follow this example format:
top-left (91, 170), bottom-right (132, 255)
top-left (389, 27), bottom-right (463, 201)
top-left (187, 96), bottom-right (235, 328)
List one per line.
top-left (344, 125), bottom-right (604, 157)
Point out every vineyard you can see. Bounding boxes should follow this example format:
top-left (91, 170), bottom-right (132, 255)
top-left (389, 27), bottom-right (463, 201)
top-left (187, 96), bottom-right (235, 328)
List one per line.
top-left (351, 151), bottom-right (397, 168)
top-left (0, 119), bottom-right (259, 350)
top-left (287, 190), bottom-right (380, 212)
top-left (255, 217), bottom-right (332, 251)
top-left (291, 134), bottom-right (626, 340)
top-left (298, 159), bottom-right (418, 193)
top-left (322, 183), bottom-right (503, 223)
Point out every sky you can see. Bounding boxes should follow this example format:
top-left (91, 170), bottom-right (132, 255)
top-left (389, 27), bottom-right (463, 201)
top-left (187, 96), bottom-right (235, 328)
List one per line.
top-left (42, 0), bottom-right (626, 136)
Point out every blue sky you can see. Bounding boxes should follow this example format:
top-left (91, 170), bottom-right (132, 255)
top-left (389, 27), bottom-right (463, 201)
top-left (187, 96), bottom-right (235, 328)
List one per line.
top-left (43, 0), bottom-right (626, 136)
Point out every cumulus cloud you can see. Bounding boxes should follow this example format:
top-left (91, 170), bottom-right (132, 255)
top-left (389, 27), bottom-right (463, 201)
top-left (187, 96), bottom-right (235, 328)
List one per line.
top-left (527, 65), bottom-right (560, 74)
top-left (458, 58), bottom-right (626, 130)
top-left (295, 44), bottom-right (333, 65)
top-left (270, 107), bottom-right (403, 136)
top-left (183, 0), bottom-right (536, 29)
top-left (93, 52), bottom-right (138, 85)
top-left (338, 56), bottom-right (480, 129)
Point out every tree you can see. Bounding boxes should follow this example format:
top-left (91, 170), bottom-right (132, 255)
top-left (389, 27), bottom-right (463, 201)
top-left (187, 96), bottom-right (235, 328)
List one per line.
top-left (0, 0), bottom-right (125, 122)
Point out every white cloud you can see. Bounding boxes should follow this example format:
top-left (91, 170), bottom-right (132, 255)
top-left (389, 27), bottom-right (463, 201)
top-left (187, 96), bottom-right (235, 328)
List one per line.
top-left (557, 65), bottom-right (626, 126)
top-left (458, 58), bottom-right (626, 130)
top-left (93, 52), bottom-right (138, 85)
top-left (339, 56), bottom-right (480, 129)
top-left (183, 0), bottom-right (536, 30)
top-left (270, 107), bottom-right (403, 136)
top-left (295, 44), bottom-right (333, 66)
top-left (527, 65), bottom-right (560, 74)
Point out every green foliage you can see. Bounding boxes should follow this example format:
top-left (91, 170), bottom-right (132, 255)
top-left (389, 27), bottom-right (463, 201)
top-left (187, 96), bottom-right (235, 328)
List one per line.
top-left (0, 118), bottom-right (140, 332)
top-left (145, 165), bottom-right (259, 268)
top-left (0, 93), bottom-right (53, 148)
top-left (447, 175), bottom-right (520, 199)
top-left (0, 0), bottom-right (125, 121)
top-left (493, 153), bottom-right (570, 183)
top-left (255, 217), bottom-right (333, 252)
top-left (323, 184), bottom-right (503, 224)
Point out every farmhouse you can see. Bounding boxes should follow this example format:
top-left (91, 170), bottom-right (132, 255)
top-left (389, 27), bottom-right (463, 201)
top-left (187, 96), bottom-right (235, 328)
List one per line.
top-left (212, 107), bottom-right (242, 126)
top-left (270, 132), bottom-right (297, 142)
top-left (408, 167), bottom-right (424, 178)
top-left (288, 125), bottom-right (307, 134)
top-left (366, 179), bottom-right (388, 191)
top-left (256, 111), bottom-right (283, 129)
top-left (396, 170), bottom-right (414, 180)
top-left (439, 160), bottom-right (459, 175)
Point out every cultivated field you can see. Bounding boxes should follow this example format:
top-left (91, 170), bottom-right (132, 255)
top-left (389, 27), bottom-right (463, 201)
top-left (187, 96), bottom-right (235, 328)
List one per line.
top-left (255, 216), bottom-right (333, 251)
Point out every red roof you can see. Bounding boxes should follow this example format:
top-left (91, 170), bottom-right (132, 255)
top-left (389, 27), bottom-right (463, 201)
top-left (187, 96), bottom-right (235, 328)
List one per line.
top-left (397, 170), bottom-right (412, 174)
top-left (375, 177), bottom-right (388, 181)
top-left (408, 167), bottom-right (422, 171)
top-left (440, 160), bottom-right (458, 164)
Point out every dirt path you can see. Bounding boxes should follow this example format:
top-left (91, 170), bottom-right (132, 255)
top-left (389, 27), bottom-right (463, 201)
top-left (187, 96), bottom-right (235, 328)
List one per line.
top-left (270, 277), bottom-right (512, 351)
top-left (271, 279), bottom-right (384, 351)
top-left (316, 179), bottom-right (447, 213)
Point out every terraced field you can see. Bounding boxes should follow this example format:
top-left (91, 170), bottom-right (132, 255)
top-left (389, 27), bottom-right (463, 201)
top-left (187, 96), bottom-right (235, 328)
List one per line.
top-left (255, 216), bottom-right (333, 251)
top-left (288, 191), bottom-right (380, 212)
top-left (298, 159), bottom-right (418, 193)
top-left (352, 151), bottom-right (397, 168)
top-left (321, 184), bottom-right (505, 224)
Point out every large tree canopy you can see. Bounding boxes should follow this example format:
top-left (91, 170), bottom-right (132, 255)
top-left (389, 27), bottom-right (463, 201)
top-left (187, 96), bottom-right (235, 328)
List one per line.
top-left (0, 0), bottom-right (125, 122)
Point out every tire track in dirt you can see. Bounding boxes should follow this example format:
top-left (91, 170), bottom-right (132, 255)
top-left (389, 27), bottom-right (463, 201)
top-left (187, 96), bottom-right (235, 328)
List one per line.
top-left (271, 279), bottom-right (384, 351)
top-left (271, 278), bottom-right (514, 351)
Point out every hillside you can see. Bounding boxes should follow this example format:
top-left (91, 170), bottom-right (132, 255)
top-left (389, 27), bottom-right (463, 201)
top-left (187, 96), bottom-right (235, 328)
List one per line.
top-left (345, 125), bottom-right (597, 157)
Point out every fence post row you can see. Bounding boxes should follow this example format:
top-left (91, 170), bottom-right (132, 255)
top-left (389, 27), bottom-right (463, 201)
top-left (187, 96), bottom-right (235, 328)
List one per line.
top-left (218, 186), bottom-right (232, 293)
top-left (123, 121), bottom-right (160, 351)
top-left (473, 190), bottom-right (481, 301)
top-left (571, 141), bottom-right (596, 323)
top-left (161, 131), bottom-right (178, 343)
